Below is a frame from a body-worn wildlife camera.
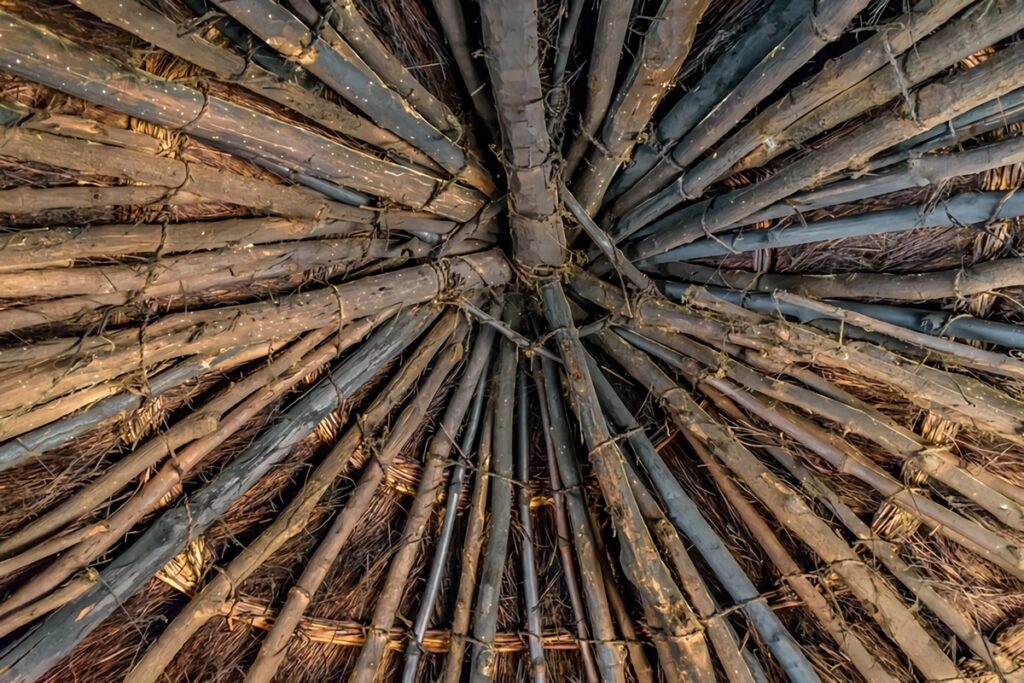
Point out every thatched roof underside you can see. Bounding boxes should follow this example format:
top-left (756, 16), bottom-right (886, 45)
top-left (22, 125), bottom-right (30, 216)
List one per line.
top-left (1, 0), bottom-right (1024, 681)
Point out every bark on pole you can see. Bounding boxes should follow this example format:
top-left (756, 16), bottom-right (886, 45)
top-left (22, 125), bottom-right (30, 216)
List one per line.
top-left (585, 354), bottom-right (818, 682)
top-left (513, 366), bottom-right (548, 681)
top-left (626, 39), bottom-right (1024, 261)
top-left (738, 0), bottom-right (1024, 174)
top-left (0, 251), bottom-right (510, 414)
top-left (768, 446), bottom-right (1019, 676)
top-left (0, 337), bottom-right (303, 557)
top-left (571, 0), bottom-right (712, 214)
top-left (350, 320), bottom-right (499, 682)
top-left (129, 316), bottom-right (465, 683)
top-left (612, 0), bottom-right (873, 222)
top-left (540, 356), bottom-right (629, 682)
top-left (0, 10), bottom-right (484, 220)
top-left (479, 0), bottom-right (565, 271)
top-left (606, 0), bottom-right (811, 206)
top-left (656, 256), bottom-right (1024, 302)
top-left (0, 309), bottom-right (434, 682)
top-left (540, 283), bottom-right (714, 681)
top-left (632, 322), bottom-right (1024, 530)
top-left (532, 361), bottom-right (601, 683)
top-left (620, 0), bottom-right (981, 220)
top-left (0, 125), bottom-right (377, 222)
top-left (596, 331), bottom-right (964, 682)
top-left (0, 346), bottom-right (264, 473)
top-left (65, 0), bottom-right (433, 164)
top-left (623, 328), bottom-right (1024, 579)
top-left (209, 0), bottom-right (494, 195)
top-left (0, 239), bottom-right (397, 299)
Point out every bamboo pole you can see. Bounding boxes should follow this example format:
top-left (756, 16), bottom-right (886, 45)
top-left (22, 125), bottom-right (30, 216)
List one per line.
top-left (0, 238), bottom-right (396, 299)
top-left (547, 0), bottom-right (586, 137)
top-left (689, 439), bottom-right (892, 682)
top-left (774, 291), bottom-right (1024, 381)
top-left (325, 0), bottom-right (463, 141)
top-left (634, 323), bottom-right (1024, 530)
top-left (679, 282), bottom-right (1024, 352)
top-left (19, 111), bottom-right (163, 151)
top-left (540, 279), bottom-right (714, 681)
top-left (596, 539), bottom-right (657, 683)
top-left (0, 10), bottom-right (484, 220)
top-left (184, 0), bottom-right (309, 80)
top-left (669, 283), bottom-right (1024, 362)
top-left (0, 377), bottom-right (141, 443)
top-left (351, 317), bottom-right (500, 682)
top-left (0, 217), bottom-right (370, 273)
top-left (714, 134), bottom-right (1024, 231)
top-left (571, 269), bottom-right (1024, 447)
top-left (618, 443), bottom-right (758, 683)
top-left (513, 366), bottom-right (547, 681)
top-left (644, 191), bottom-right (1024, 264)
top-left (0, 570), bottom-right (97, 640)
top-left (562, 185), bottom-right (651, 291)
top-left (129, 313), bottom-right (463, 683)
top-left (0, 526), bottom-right (107, 580)
top-left (0, 308), bottom-right (433, 681)
top-left (626, 39), bottom-right (1024, 262)
top-left (689, 357), bottom-right (1024, 580)
top-left (622, 0), bottom-right (983, 222)
top-left (0, 344), bottom-right (270, 473)
top-left (610, 107), bottom-right (1024, 253)
top-left (0, 331), bottom-right (333, 558)
top-left (428, 0), bottom-right (498, 138)
top-left (0, 185), bottom-right (199, 214)
top-left (350, 323), bottom-right (501, 679)
top-left (888, 84), bottom-right (1024, 156)
top-left (571, 0), bottom-right (712, 214)
top-left (791, 338), bottom-right (1024, 443)
top-left (0, 122), bottom-right (384, 223)
top-left (693, 270), bottom-right (1022, 345)
top-left (767, 445), bottom-right (1019, 676)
